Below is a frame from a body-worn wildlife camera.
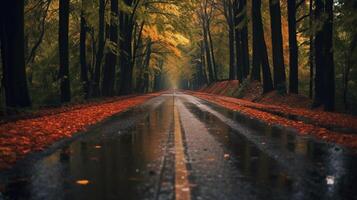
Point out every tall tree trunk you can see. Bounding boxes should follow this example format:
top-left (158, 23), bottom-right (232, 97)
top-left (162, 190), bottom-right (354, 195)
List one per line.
top-left (154, 60), bottom-right (163, 91)
top-left (241, 0), bottom-right (250, 79)
top-left (228, 2), bottom-right (236, 80)
top-left (0, 0), bottom-right (31, 108)
top-left (234, 0), bottom-right (243, 82)
top-left (92, 0), bottom-right (105, 97)
top-left (269, 0), bottom-right (286, 92)
top-left (120, 22), bottom-right (134, 95)
top-left (200, 40), bottom-right (209, 84)
top-left (203, 22), bottom-right (214, 83)
top-left (309, 0), bottom-right (314, 98)
top-left (287, 0), bottom-right (298, 94)
top-left (119, 0), bottom-right (134, 95)
top-left (102, 0), bottom-right (118, 97)
top-left (207, 23), bottom-right (218, 80)
top-left (323, 0), bottom-right (335, 111)
top-left (314, 0), bottom-right (335, 111)
top-left (134, 38), bottom-right (146, 92)
top-left (58, 0), bottom-right (71, 102)
top-left (251, 0), bottom-right (261, 82)
top-left (252, 0), bottom-right (273, 93)
top-left (142, 40), bottom-right (152, 93)
top-left (314, 0), bottom-right (324, 107)
top-left (80, 4), bottom-right (89, 99)
top-left (132, 21), bottom-right (145, 72)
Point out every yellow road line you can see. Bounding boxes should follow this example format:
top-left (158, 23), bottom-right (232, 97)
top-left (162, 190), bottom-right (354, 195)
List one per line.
top-left (174, 106), bottom-right (191, 200)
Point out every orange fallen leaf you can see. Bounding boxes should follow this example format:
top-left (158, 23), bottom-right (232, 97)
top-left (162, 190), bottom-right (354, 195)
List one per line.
top-left (76, 179), bottom-right (90, 185)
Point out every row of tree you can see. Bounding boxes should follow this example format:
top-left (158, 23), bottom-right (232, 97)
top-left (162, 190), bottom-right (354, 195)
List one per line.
top-left (191, 0), bottom-right (352, 111)
top-left (1, 0), bottom-right (189, 111)
top-left (1, 0), bottom-right (356, 113)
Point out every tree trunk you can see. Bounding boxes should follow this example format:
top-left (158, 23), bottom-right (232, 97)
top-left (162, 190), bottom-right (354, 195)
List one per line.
top-left (0, 0), bottom-right (31, 108)
top-left (203, 22), bottom-right (214, 83)
top-left (142, 40), bottom-right (152, 93)
top-left (287, 0), bottom-right (298, 94)
top-left (234, 0), bottom-right (243, 81)
top-left (121, 22), bottom-right (134, 95)
top-left (251, 0), bottom-right (261, 82)
top-left (309, 0), bottom-right (314, 98)
top-left (119, 0), bottom-right (135, 95)
top-left (200, 40), bottom-right (209, 84)
top-left (154, 60), bottom-right (163, 91)
top-left (207, 23), bottom-right (218, 80)
top-left (228, 2), bottom-right (236, 80)
top-left (252, 0), bottom-right (273, 93)
top-left (92, 0), bottom-right (105, 97)
top-left (80, 6), bottom-right (89, 99)
top-left (323, 0), bottom-right (335, 111)
top-left (269, 0), bottom-right (286, 92)
top-left (102, 0), bottom-right (118, 97)
top-left (58, 0), bottom-right (71, 102)
top-left (313, 0), bottom-right (335, 111)
top-left (241, 0), bottom-right (250, 79)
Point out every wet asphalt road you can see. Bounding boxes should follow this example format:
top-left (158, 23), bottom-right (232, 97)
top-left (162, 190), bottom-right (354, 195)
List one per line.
top-left (1, 92), bottom-right (357, 200)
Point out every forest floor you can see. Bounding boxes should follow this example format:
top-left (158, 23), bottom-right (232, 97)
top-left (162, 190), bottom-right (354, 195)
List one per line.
top-left (0, 92), bottom-right (163, 170)
top-left (187, 88), bottom-right (357, 150)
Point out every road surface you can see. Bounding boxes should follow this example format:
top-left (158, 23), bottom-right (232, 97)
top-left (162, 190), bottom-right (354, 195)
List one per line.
top-left (1, 92), bottom-right (356, 200)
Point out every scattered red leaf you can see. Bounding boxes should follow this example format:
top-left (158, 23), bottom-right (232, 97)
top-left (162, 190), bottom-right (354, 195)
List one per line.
top-left (0, 93), bottom-right (162, 170)
top-left (188, 91), bottom-right (357, 150)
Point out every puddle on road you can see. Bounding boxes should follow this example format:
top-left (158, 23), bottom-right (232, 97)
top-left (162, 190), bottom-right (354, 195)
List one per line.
top-left (183, 99), bottom-right (357, 200)
top-left (1, 97), bottom-right (174, 200)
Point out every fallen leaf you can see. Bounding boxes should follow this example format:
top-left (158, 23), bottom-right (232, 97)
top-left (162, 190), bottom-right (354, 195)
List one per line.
top-left (76, 179), bottom-right (90, 185)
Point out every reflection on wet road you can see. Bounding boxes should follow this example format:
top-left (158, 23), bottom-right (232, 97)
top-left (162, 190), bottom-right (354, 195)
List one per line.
top-left (1, 93), bottom-right (356, 200)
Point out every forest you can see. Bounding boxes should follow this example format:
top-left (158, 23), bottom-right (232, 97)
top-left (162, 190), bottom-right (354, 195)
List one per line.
top-left (0, 0), bottom-right (356, 114)
top-left (1, 1), bottom-right (357, 199)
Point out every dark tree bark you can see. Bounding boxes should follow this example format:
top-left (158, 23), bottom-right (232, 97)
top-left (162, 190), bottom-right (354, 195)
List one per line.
top-left (234, 0), bottom-right (243, 81)
top-left (323, 0), bottom-right (335, 111)
top-left (200, 40), bottom-right (209, 84)
top-left (142, 40), bottom-right (152, 93)
top-left (80, 5), bottom-right (89, 99)
top-left (251, 0), bottom-right (261, 82)
top-left (207, 23), bottom-right (218, 80)
top-left (203, 23), bottom-right (214, 83)
top-left (269, 0), bottom-right (286, 92)
top-left (252, 0), bottom-right (273, 93)
top-left (288, 0), bottom-right (298, 94)
top-left (154, 60), bottom-right (163, 91)
top-left (132, 21), bottom-right (145, 72)
top-left (240, 0), bottom-right (250, 79)
top-left (313, 0), bottom-right (335, 111)
top-left (226, 1), bottom-right (236, 80)
top-left (309, 0), bottom-right (314, 98)
top-left (234, 0), bottom-right (250, 81)
top-left (102, 0), bottom-right (118, 97)
top-left (92, 0), bottom-right (105, 97)
top-left (58, 0), bottom-right (71, 102)
top-left (0, 0), bottom-right (31, 108)
top-left (118, 0), bottom-right (136, 95)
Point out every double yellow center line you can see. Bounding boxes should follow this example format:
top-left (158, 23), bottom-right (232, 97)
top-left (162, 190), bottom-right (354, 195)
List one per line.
top-left (174, 106), bottom-right (191, 200)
